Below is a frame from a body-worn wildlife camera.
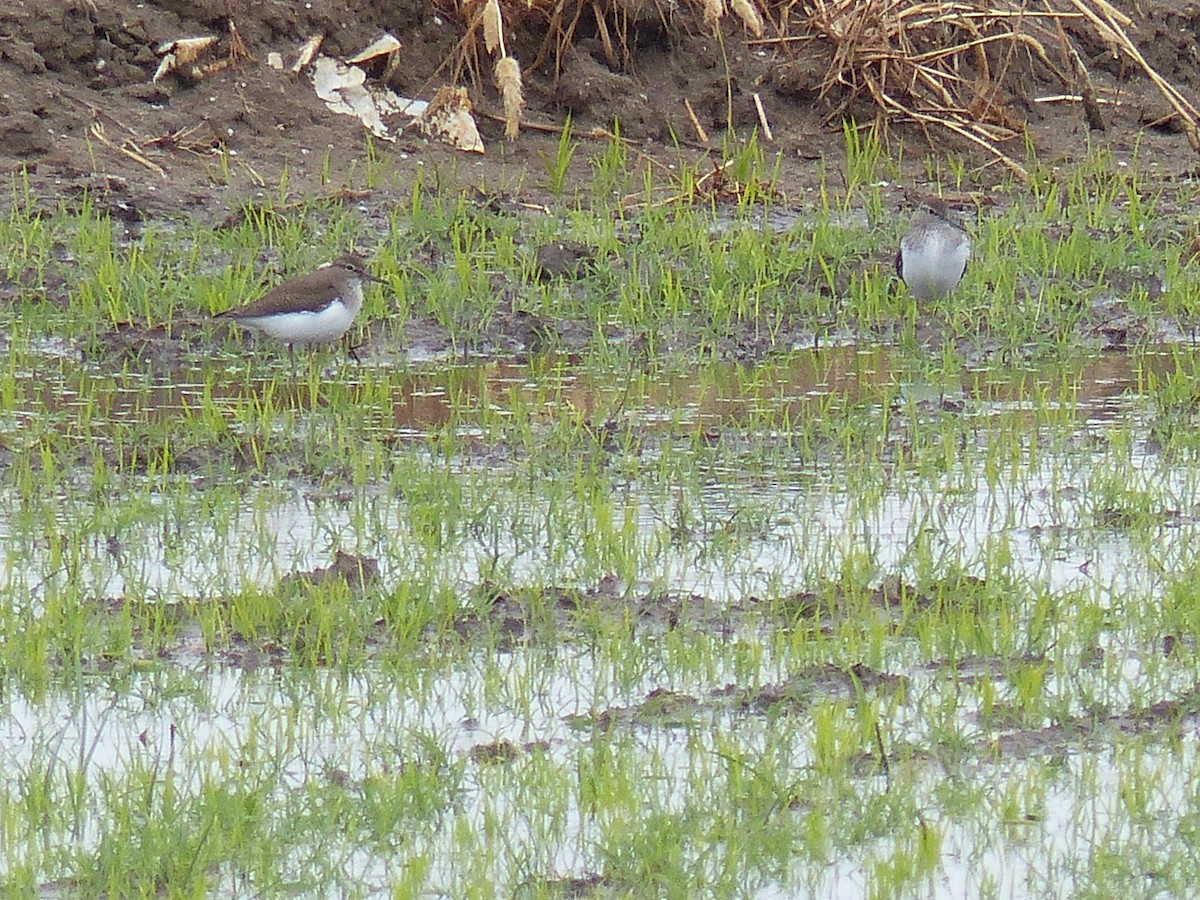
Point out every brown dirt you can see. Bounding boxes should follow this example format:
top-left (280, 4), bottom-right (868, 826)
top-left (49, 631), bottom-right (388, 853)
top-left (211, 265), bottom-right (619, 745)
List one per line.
top-left (1, 1), bottom-right (1198, 224)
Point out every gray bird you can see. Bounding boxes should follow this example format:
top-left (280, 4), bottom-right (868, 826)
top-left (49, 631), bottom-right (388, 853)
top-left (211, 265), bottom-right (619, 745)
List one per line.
top-left (895, 200), bottom-right (971, 301)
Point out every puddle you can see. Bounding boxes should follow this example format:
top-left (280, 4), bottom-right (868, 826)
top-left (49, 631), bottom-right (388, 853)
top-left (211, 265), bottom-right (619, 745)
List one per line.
top-left (3, 342), bottom-right (1184, 435)
top-left (0, 345), bottom-right (1186, 602)
top-left (0, 417), bottom-right (1178, 603)
top-left (4, 631), bottom-right (1197, 897)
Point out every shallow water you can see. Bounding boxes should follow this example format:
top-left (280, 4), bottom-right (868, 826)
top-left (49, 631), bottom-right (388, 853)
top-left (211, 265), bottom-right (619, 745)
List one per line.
top-left (0, 345), bottom-right (1184, 597)
top-left (5, 620), bottom-right (1196, 897)
top-left (10, 340), bottom-right (1182, 432)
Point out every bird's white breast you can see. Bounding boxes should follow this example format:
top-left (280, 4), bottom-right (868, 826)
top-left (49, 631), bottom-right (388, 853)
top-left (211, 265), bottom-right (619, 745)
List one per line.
top-left (900, 230), bottom-right (970, 300)
top-left (240, 282), bottom-right (363, 345)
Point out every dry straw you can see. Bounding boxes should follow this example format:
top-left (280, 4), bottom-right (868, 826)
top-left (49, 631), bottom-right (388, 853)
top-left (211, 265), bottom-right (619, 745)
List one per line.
top-left (483, 0), bottom-right (505, 55)
top-left (781, 0), bottom-right (1200, 178)
top-left (730, 0), bottom-right (766, 37)
top-left (447, 0), bottom-right (1198, 168)
top-left (703, 0), bottom-right (726, 31)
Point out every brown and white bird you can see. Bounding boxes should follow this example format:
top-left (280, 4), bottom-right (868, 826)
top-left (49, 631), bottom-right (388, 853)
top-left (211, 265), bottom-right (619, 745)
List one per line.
top-left (895, 200), bottom-right (971, 301)
top-left (215, 254), bottom-right (382, 352)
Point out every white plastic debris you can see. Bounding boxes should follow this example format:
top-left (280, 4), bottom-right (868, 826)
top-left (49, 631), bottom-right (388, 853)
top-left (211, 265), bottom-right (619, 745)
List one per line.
top-left (346, 33), bottom-right (401, 67)
top-left (312, 55), bottom-right (415, 140)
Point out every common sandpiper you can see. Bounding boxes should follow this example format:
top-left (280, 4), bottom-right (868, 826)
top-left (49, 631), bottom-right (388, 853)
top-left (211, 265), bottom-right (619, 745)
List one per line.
top-left (215, 253), bottom-right (383, 359)
top-left (895, 199), bottom-right (971, 301)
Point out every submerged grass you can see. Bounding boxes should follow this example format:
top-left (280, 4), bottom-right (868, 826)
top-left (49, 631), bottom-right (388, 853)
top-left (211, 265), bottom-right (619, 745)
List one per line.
top-left (3, 141), bottom-right (1200, 897)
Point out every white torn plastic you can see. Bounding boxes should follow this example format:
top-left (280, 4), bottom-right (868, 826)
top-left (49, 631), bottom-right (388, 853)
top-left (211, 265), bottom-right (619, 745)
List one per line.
top-left (310, 34), bottom-right (482, 151)
top-left (151, 28), bottom-right (485, 152)
top-left (311, 55), bottom-right (420, 141)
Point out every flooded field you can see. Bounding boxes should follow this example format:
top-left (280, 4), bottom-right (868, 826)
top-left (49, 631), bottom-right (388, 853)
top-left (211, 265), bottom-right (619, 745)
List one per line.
top-left (5, 156), bottom-right (1200, 897)
top-left (7, 344), bottom-right (1200, 896)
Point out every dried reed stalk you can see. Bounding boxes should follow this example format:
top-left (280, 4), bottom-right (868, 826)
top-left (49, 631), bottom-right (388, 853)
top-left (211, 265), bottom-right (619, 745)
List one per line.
top-left (447, 0), bottom-right (1200, 164)
top-left (731, 0), bottom-right (766, 36)
top-left (702, 0), bottom-right (726, 31)
top-left (463, 0), bottom-right (526, 139)
top-left (483, 0), bottom-right (505, 55)
top-left (495, 56), bottom-right (525, 139)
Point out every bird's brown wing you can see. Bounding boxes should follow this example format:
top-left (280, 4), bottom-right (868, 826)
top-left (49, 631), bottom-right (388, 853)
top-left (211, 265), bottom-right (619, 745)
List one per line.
top-left (217, 267), bottom-right (341, 319)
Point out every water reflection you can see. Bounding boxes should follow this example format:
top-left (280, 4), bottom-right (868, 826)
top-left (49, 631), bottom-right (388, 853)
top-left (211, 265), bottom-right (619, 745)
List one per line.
top-left (388, 346), bottom-right (1182, 431)
top-left (5, 345), bottom-right (1187, 438)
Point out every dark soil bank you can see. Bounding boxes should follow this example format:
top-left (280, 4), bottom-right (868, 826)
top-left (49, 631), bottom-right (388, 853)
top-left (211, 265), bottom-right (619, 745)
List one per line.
top-left (1, 0), bottom-right (1198, 223)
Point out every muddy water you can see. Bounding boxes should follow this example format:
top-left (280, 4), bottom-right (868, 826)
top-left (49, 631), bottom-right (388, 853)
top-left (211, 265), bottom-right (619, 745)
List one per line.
top-left (10, 343), bottom-right (1180, 432)
top-left (0, 345), bottom-right (1187, 602)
